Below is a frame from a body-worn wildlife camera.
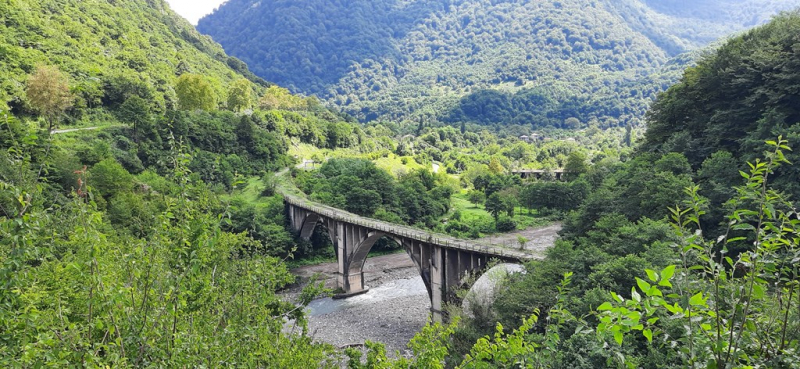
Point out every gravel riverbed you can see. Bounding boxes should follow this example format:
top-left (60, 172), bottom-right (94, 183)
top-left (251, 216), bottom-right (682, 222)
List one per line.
top-left (285, 253), bottom-right (429, 357)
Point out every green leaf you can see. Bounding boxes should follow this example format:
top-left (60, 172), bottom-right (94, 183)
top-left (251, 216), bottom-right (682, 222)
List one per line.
top-left (636, 278), bottom-right (651, 294)
top-left (614, 331), bottom-right (623, 345)
top-left (689, 292), bottom-right (705, 306)
top-left (645, 269), bottom-right (658, 282)
top-left (660, 265), bottom-right (676, 281)
top-left (643, 329), bottom-right (653, 343)
top-left (597, 302), bottom-right (614, 311)
top-left (753, 284), bottom-right (765, 299)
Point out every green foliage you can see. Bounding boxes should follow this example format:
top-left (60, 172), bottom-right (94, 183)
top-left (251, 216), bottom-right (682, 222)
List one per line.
top-left (484, 193), bottom-right (505, 221)
top-left (89, 157), bottom-right (133, 198)
top-left (226, 78), bottom-right (252, 112)
top-left (0, 0), bottom-right (267, 117)
top-left (296, 159), bottom-right (452, 227)
top-left (643, 10), bottom-right (800, 201)
top-left (495, 215), bottom-right (517, 232)
top-left (346, 320), bottom-right (457, 369)
top-left (466, 190), bottom-right (485, 208)
top-left (598, 137), bottom-right (800, 368)
top-left (175, 73), bottom-right (217, 111)
top-left (0, 117), bottom-right (335, 366)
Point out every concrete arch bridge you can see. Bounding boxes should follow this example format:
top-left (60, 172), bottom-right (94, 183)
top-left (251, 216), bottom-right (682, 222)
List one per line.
top-left (284, 192), bottom-right (541, 322)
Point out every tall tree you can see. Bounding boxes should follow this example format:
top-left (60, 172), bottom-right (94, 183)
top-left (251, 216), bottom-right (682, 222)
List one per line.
top-left (564, 151), bottom-right (588, 180)
top-left (117, 95), bottom-right (151, 142)
top-left (26, 65), bottom-right (73, 131)
top-left (227, 78), bottom-right (253, 112)
top-left (176, 73), bottom-right (216, 111)
top-left (484, 192), bottom-right (505, 221)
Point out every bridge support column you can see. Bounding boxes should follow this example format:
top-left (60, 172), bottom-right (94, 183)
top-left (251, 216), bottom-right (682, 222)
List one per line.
top-left (430, 245), bottom-right (444, 323)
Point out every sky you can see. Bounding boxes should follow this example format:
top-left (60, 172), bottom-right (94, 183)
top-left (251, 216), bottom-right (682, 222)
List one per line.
top-left (165, 0), bottom-right (227, 25)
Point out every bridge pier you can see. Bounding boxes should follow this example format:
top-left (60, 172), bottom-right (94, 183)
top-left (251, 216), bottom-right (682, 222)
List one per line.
top-left (285, 201), bottom-right (529, 322)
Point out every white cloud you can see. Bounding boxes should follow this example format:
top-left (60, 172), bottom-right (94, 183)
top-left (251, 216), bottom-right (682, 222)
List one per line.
top-left (164, 0), bottom-right (227, 25)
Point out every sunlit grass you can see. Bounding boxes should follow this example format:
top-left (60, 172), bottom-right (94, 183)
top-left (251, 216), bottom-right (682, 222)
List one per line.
top-left (450, 191), bottom-right (551, 230)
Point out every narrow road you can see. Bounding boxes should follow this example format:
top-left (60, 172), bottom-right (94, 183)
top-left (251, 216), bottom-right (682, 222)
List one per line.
top-left (51, 126), bottom-right (100, 134)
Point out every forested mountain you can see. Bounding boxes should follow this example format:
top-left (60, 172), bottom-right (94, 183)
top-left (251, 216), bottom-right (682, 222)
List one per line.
top-left (0, 0), bottom-right (267, 115)
top-left (641, 11), bottom-right (800, 197)
top-left (197, 0), bottom-right (796, 126)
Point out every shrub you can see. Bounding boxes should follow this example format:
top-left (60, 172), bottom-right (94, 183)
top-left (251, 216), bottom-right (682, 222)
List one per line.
top-left (495, 215), bottom-right (517, 232)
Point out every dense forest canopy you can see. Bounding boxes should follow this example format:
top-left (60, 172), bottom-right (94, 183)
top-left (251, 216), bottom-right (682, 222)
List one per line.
top-left (641, 9), bottom-right (800, 199)
top-left (198, 0), bottom-right (796, 126)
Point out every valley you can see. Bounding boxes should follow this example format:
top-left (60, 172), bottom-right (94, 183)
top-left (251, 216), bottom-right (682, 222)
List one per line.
top-left (1, 0), bottom-right (799, 367)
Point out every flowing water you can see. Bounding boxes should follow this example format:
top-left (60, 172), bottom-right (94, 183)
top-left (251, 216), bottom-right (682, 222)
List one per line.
top-left (306, 275), bottom-right (427, 316)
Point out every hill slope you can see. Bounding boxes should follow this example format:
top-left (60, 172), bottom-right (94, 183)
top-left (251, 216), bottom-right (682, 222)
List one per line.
top-left (197, 0), bottom-right (796, 126)
top-left (0, 0), bottom-right (267, 114)
top-left (642, 10), bottom-right (800, 197)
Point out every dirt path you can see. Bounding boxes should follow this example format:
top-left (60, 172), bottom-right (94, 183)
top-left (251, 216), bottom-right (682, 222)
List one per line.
top-left (51, 126), bottom-right (100, 134)
top-left (480, 222), bottom-right (562, 257)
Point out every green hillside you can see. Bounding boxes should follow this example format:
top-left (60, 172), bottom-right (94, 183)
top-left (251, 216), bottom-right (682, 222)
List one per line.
top-left (642, 9), bottom-right (800, 197)
top-left (0, 0), bottom-right (267, 115)
top-left (197, 0), bottom-right (796, 126)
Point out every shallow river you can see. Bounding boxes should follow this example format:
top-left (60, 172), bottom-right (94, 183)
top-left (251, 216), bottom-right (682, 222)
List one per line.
top-left (307, 275), bottom-right (427, 316)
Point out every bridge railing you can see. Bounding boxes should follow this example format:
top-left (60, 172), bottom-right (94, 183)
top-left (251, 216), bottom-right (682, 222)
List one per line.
top-left (279, 179), bottom-right (538, 261)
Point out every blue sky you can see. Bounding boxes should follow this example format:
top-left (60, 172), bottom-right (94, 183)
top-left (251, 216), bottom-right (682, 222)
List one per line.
top-left (165, 0), bottom-right (227, 25)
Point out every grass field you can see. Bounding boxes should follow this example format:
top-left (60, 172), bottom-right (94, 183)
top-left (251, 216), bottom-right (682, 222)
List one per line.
top-left (450, 191), bottom-right (552, 231)
top-left (373, 154), bottom-right (426, 177)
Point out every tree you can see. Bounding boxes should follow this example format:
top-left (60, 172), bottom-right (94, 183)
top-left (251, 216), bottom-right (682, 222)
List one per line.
top-left (258, 86), bottom-right (303, 110)
top-left (467, 190), bottom-right (485, 208)
top-left (175, 73), bottom-right (216, 111)
top-left (484, 193), bottom-right (505, 221)
top-left (117, 95), bottom-right (151, 142)
top-left (26, 65), bottom-right (73, 131)
top-left (498, 188), bottom-right (519, 217)
top-left (227, 78), bottom-right (252, 112)
top-left (564, 117), bottom-right (581, 129)
top-left (89, 158), bottom-right (133, 198)
top-left (563, 151), bottom-right (588, 180)
top-left (519, 184), bottom-right (538, 214)
top-left (488, 157), bottom-right (505, 175)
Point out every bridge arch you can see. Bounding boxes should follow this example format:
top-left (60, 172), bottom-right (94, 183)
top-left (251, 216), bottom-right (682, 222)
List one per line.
top-left (299, 212), bottom-right (321, 239)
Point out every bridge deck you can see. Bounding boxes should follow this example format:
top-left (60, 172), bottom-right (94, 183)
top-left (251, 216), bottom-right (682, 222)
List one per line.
top-left (282, 192), bottom-right (541, 261)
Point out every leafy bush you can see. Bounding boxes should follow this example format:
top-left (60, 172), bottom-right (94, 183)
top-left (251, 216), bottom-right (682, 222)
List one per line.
top-left (495, 215), bottom-right (517, 232)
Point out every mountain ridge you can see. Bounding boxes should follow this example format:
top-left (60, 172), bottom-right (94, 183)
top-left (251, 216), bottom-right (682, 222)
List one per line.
top-left (198, 0), bottom-right (797, 126)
